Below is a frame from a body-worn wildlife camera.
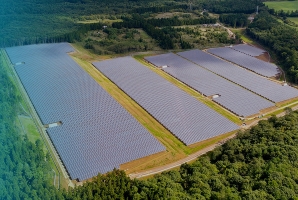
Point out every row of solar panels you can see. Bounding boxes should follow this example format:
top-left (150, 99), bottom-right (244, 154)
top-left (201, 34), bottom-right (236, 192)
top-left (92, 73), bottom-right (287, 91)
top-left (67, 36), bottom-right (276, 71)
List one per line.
top-left (178, 49), bottom-right (298, 103)
top-left (5, 43), bottom-right (165, 181)
top-left (145, 53), bottom-right (274, 117)
top-left (93, 57), bottom-right (239, 146)
top-left (230, 44), bottom-right (265, 57)
top-left (207, 46), bottom-right (279, 77)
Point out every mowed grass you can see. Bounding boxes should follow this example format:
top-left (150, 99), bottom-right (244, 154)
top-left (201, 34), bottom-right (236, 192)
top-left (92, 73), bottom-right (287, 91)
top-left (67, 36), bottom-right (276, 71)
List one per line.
top-left (264, 1), bottom-right (298, 11)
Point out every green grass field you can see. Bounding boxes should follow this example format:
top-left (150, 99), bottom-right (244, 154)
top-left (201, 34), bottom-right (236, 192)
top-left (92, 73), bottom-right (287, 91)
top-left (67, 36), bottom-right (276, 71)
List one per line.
top-left (264, 1), bottom-right (298, 11)
top-left (289, 17), bottom-right (298, 24)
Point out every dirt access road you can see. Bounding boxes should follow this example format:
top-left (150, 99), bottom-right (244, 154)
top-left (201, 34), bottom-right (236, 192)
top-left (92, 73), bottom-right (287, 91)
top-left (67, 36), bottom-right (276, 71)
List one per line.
top-left (129, 104), bottom-right (298, 179)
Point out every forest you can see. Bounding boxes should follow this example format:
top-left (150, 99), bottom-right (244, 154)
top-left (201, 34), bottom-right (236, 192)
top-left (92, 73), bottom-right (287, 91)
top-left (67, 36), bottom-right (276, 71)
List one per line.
top-left (0, 0), bottom-right (259, 48)
top-left (219, 14), bottom-right (249, 28)
top-left (0, 0), bottom-right (178, 47)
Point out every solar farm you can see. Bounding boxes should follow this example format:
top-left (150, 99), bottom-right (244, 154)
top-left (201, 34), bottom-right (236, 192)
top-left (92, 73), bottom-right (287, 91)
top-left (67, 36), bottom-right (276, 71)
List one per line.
top-left (207, 46), bottom-right (279, 77)
top-left (6, 42), bottom-right (298, 182)
top-left (145, 53), bottom-right (274, 117)
top-left (93, 57), bottom-right (239, 145)
top-left (5, 43), bottom-right (165, 181)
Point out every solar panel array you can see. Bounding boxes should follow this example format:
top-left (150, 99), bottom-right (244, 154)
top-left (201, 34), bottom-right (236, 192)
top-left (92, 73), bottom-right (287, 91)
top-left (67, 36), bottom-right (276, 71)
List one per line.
top-left (5, 43), bottom-right (165, 181)
top-left (93, 57), bottom-right (239, 146)
top-left (178, 49), bottom-right (298, 103)
top-left (145, 53), bottom-right (274, 117)
top-left (230, 44), bottom-right (265, 57)
top-left (207, 47), bottom-right (279, 77)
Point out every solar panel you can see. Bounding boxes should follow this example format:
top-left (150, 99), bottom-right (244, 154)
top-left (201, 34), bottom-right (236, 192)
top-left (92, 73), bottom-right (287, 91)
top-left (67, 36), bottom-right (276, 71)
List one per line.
top-left (145, 53), bottom-right (274, 117)
top-left (207, 47), bottom-right (279, 77)
top-left (230, 44), bottom-right (265, 57)
top-left (178, 49), bottom-right (298, 103)
top-left (93, 57), bottom-right (239, 146)
top-left (5, 43), bottom-right (165, 181)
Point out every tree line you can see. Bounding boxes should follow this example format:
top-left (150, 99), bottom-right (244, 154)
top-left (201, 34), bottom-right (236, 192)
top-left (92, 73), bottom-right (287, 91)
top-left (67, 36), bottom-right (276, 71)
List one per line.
top-left (268, 8), bottom-right (298, 18)
top-left (199, 0), bottom-right (260, 14)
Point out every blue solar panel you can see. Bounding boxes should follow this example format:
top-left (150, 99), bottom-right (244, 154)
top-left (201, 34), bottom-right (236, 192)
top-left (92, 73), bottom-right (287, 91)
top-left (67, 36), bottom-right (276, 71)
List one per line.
top-left (207, 47), bottom-right (279, 77)
top-left (5, 43), bottom-right (165, 181)
top-left (230, 44), bottom-right (265, 57)
top-left (93, 57), bottom-right (239, 146)
top-left (178, 49), bottom-right (298, 103)
top-left (145, 53), bottom-right (274, 117)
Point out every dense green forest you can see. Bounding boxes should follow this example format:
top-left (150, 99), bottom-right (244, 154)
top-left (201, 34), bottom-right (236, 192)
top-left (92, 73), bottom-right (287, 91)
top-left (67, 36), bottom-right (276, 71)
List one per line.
top-left (0, 55), bottom-right (63, 199)
top-left (219, 14), bottom-right (249, 28)
top-left (194, 0), bottom-right (261, 14)
top-left (0, 0), bottom-right (179, 47)
top-left (0, 0), bottom-right (259, 47)
top-left (246, 11), bottom-right (298, 83)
